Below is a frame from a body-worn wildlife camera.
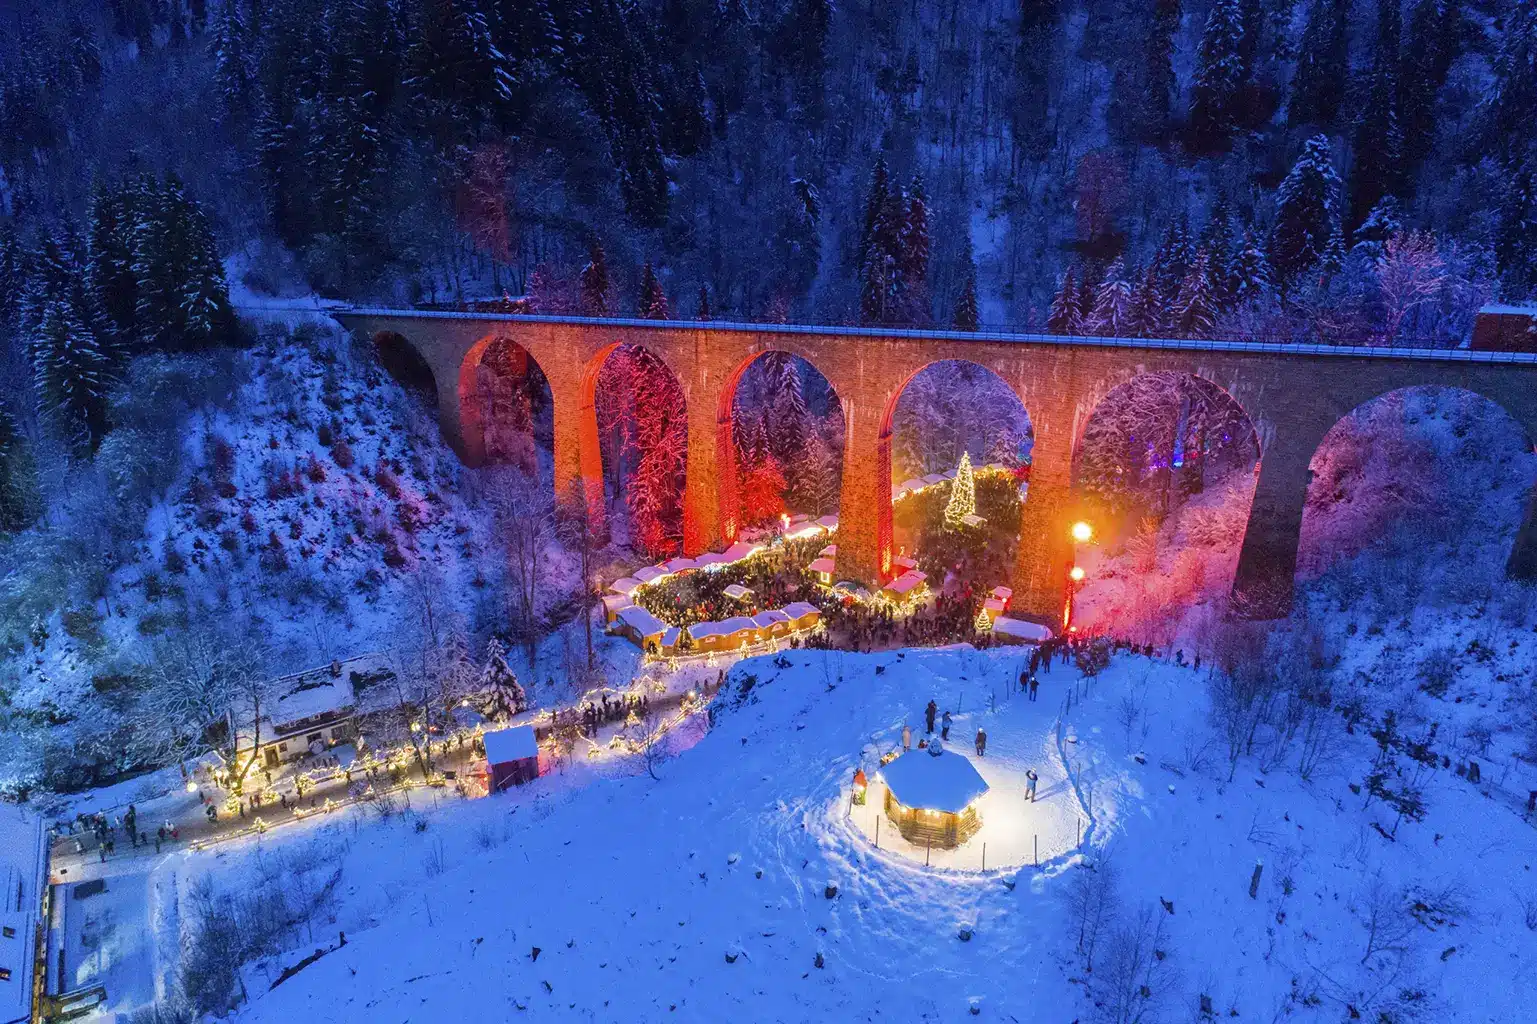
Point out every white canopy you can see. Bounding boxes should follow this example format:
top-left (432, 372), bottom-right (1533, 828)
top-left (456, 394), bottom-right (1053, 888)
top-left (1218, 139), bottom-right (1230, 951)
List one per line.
top-left (993, 617), bottom-right (1053, 642)
top-left (881, 747), bottom-right (989, 814)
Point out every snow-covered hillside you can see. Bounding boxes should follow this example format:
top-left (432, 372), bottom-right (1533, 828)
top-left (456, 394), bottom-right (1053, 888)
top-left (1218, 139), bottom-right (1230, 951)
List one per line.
top-left (86, 640), bottom-right (1537, 1023)
top-left (0, 315), bottom-right (586, 793)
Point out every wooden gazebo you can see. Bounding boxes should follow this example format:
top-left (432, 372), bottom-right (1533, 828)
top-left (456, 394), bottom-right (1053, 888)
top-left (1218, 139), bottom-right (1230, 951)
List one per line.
top-left (880, 743), bottom-right (989, 849)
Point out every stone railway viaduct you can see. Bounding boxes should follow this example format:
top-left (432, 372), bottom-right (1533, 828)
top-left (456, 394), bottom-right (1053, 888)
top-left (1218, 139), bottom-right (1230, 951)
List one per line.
top-left (330, 309), bottom-right (1537, 626)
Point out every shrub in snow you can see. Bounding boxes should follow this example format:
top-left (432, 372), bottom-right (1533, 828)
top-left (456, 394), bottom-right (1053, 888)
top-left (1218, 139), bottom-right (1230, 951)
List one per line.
top-left (331, 439), bottom-right (354, 469)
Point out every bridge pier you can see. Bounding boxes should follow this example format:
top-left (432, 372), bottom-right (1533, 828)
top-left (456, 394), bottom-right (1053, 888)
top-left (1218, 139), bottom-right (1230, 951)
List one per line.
top-left (835, 404), bottom-right (891, 586)
top-left (1229, 439), bottom-right (1313, 619)
top-left (1508, 489), bottom-right (1537, 580)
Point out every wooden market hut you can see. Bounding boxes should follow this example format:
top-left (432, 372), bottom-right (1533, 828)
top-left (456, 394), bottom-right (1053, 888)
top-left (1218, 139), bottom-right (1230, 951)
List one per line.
top-left (483, 725), bottom-right (540, 791)
top-left (782, 601), bottom-right (822, 631)
top-left (614, 605), bottom-right (670, 652)
top-left (880, 744), bottom-right (989, 849)
top-left (808, 557), bottom-right (837, 585)
top-left (752, 608), bottom-right (792, 639)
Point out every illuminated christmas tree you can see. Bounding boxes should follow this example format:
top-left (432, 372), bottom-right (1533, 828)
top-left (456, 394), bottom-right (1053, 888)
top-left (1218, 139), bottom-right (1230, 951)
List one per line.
top-left (944, 452), bottom-right (976, 528)
top-left (973, 606), bottom-right (992, 633)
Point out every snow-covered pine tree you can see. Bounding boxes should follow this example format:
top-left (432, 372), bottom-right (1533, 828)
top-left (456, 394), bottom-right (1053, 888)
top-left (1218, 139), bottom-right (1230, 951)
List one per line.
top-left (1189, 0), bottom-right (1249, 146)
top-left (857, 157), bottom-right (891, 276)
top-left (1047, 267), bottom-right (1085, 334)
top-left (953, 235), bottom-right (979, 331)
top-left (772, 178), bottom-right (821, 307)
top-left (1288, 0), bottom-right (1348, 130)
top-left (212, 0), bottom-right (260, 126)
top-left (1349, 0), bottom-right (1406, 232)
top-left (944, 451), bottom-right (976, 528)
top-left (32, 299), bottom-right (110, 455)
top-left (1125, 265), bottom-right (1165, 337)
top-left (1174, 251), bottom-right (1219, 339)
top-left (580, 239), bottom-right (611, 315)
top-left (1496, 161), bottom-right (1537, 295)
top-left (899, 176), bottom-right (931, 322)
top-left (0, 223), bottom-right (27, 332)
top-left (477, 638), bottom-right (526, 722)
top-left (1228, 228), bottom-right (1273, 303)
top-left (0, 402), bottom-right (34, 533)
top-left (88, 179), bottom-right (140, 343)
top-left (638, 261), bottom-right (669, 319)
top-left (1271, 135), bottom-right (1341, 283)
top-left (1087, 259), bottom-right (1132, 337)
top-left (696, 284), bottom-right (712, 320)
top-left (1400, 0), bottom-right (1464, 168)
top-left (132, 174), bottom-right (233, 351)
top-left (1484, 0), bottom-right (1537, 166)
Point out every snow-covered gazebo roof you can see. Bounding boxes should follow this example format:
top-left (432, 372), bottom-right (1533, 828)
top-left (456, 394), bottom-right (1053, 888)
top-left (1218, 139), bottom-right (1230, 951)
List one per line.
top-left (483, 724), bottom-right (539, 765)
top-left (880, 747), bottom-right (989, 814)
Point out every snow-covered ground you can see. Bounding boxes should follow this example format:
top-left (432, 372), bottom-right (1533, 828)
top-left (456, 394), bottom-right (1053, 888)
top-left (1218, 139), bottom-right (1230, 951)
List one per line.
top-left (65, 639), bottom-right (1537, 1023)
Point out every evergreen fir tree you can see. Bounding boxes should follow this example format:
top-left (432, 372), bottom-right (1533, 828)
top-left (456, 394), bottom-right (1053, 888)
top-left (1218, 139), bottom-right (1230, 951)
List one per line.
top-left (1228, 227), bottom-right (1273, 302)
top-left (1496, 161), bottom-right (1537, 295)
top-left (857, 157), bottom-right (890, 275)
top-left (32, 299), bottom-right (111, 455)
top-left (1125, 265), bottom-right (1165, 337)
top-left (1349, 0), bottom-right (1406, 233)
top-left (580, 239), bottom-right (611, 315)
top-left (88, 179), bottom-right (140, 341)
top-left (944, 452), bottom-right (976, 528)
top-left (476, 638), bottom-right (526, 721)
top-left (1289, 0), bottom-right (1349, 129)
top-left (1087, 259), bottom-right (1132, 336)
top-left (1271, 135), bottom-right (1341, 282)
top-left (638, 261), bottom-right (669, 319)
top-left (1189, 0), bottom-right (1249, 146)
top-left (1485, 1), bottom-right (1537, 166)
top-left (1400, 0), bottom-right (1464, 168)
top-left (898, 176), bottom-right (931, 322)
top-left (133, 175), bottom-right (233, 350)
top-left (0, 402), bottom-right (33, 533)
top-left (773, 178), bottom-right (821, 306)
top-left (953, 233), bottom-right (979, 330)
top-left (1047, 267), bottom-right (1085, 334)
top-left (0, 224), bottom-right (24, 331)
top-left (406, 0), bottom-right (515, 146)
top-left (696, 284), bottom-right (712, 320)
top-left (212, 0), bottom-right (261, 126)
top-left (1011, 1), bottom-right (1061, 161)
top-left (1174, 251), bottom-right (1219, 338)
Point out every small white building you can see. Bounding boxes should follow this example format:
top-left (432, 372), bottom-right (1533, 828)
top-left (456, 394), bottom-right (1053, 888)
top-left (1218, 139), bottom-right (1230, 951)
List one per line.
top-left (0, 802), bottom-right (46, 1024)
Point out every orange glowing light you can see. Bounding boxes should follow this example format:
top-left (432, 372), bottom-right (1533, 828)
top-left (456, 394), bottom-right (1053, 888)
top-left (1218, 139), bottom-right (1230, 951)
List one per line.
top-left (1069, 565), bottom-right (1086, 581)
top-left (1070, 521), bottom-right (1093, 542)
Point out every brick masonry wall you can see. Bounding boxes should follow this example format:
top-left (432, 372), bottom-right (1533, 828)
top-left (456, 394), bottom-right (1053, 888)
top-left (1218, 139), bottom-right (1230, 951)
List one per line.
top-left (333, 312), bottom-right (1537, 625)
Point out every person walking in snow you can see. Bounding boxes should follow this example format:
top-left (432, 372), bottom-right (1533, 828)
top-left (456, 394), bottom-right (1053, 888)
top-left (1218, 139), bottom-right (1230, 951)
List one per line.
top-left (1029, 675), bottom-right (1039, 702)
top-left (925, 700), bottom-right (938, 734)
top-left (941, 710), bottom-right (952, 740)
top-left (1025, 769), bottom-right (1038, 802)
top-left (975, 728), bottom-right (987, 757)
top-left (902, 724), bottom-right (912, 752)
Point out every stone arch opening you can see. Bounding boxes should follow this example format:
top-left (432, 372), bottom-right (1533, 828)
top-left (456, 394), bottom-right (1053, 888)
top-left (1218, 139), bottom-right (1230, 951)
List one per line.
top-left (457, 335), bottom-right (554, 477)
top-left (882, 359), bottom-right (1035, 592)
top-left (1296, 386), bottom-right (1537, 610)
top-left (583, 342), bottom-right (688, 558)
top-left (717, 350), bottom-right (846, 543)
top-left (1070, 371), bottom-right (1261, 642)
top-left (373, 331), bottom-right (438, 410)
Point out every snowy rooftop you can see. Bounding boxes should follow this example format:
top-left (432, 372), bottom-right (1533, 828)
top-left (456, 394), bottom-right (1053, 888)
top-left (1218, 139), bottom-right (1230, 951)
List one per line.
top-left (892, 554), bottom-right (919, 570)
top-left (271, 678), bottom-right (355, 731)
top-left (483, 725), bottom-right (539, 765)
top-left (993, 617), bottom-right (1053, 642)
top-left (983, 597), bottom-right (1007, 614)
top-left (693, 553), bottom-right (731, 568)
top-left (753, 610), bottom-right (791, 629)
top-left (880, 747), bottom-right (990, 814)
top-left (0, 802), bottom-right (45, 1024)
top-left (618, 605), bottom-right (669, 638)
top-left (722, 541), bottom-right (762, 562)
top-left (815, 515), bottom-right (839, 531)
top-left (808, 557), bottom-right (837, 575)
top-left (608, 577), bottom-right (642, 596)
top-left (897, 478), bottom-right (928, 494)
top-left (689, 617), bottom-right (759, 640)
top-left (723, 584), bottom-right (753, 601)
top-left (783, 602), bottom-right (820, 620)
top-left (991, 586), bottom-right (1013, 601)
top-left (661, 557), bottom-right (698, 574)
top-left (885, 571), bottom-right (928, 595)
top-left (634, 566), bottom-right (668, 584)
top-left (819, 544), bottom-right (837, 557)
top-left (602, 594), bottom-right (635, 614)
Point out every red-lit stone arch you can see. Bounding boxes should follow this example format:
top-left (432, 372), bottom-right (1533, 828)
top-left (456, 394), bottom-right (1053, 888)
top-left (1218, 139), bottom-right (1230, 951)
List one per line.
top-left (860, 361), bottom-right (1031, 582)
top-left (578, 341), bottom-right (690, 554)
top-left (373, 331), bottom-right (440, 410)
top-left (716, 350), bottom-right (848, 546)
top-left (457, 334), bottom-right (555, 476)
top-left (1296, 385), bottom-right (1537, 591)
top-left (1067, 371), bottom-right (1262, 635)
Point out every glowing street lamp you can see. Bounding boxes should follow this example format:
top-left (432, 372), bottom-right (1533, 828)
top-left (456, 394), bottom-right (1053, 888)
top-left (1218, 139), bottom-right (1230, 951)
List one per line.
top-left (1070, 521), bottom-right (1093, 543)
top-left (1068, 565), bottom-right (1086, 582)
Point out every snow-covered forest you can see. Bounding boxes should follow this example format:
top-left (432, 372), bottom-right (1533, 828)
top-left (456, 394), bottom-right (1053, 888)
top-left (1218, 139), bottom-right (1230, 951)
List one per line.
top-left (1, 0), bottom-right (1535, 331)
